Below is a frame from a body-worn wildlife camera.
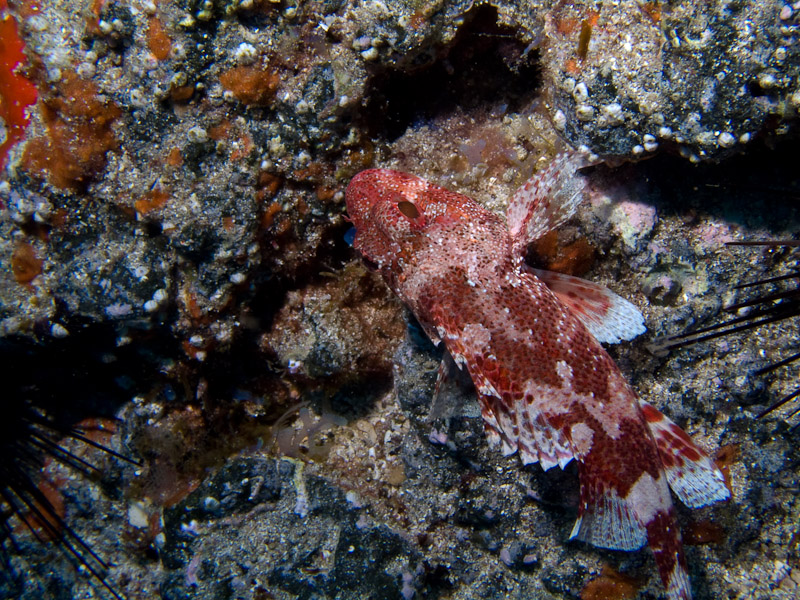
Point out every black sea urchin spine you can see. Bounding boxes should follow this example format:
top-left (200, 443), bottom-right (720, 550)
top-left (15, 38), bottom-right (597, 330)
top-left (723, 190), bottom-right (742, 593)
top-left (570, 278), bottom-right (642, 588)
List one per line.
top-left (655, 241), bottom-right (800, 427)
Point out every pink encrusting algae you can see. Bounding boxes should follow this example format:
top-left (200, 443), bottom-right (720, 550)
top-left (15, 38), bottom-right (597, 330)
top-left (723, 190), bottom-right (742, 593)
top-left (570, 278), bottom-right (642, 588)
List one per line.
top-left (345, 151), bottom-right (730, 600)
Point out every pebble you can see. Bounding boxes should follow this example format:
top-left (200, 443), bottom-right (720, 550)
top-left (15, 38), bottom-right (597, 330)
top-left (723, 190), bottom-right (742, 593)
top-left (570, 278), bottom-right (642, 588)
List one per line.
top-left (361, 47), bottom-right (379, 61)
top-left (573, 82), bottom-right (589, 103)
top-left (202, 496), bottom-right (220, 512)
top-left (187, 126), bottom-right (208, 144)
top-left (128, 502), bottom-right (149, 529)
top-left (154, 532), bottom-right (166, 550)
top-left (50, 323), bottom-right (70, 338)
top-left (718, 131), bottom-right (736, 148)
top-left (601, 102), bottom-right (624, 125)
top-left (576, 104), bottom-right (595, 121)
top-left (76, 61), bottom-right (96, 78)
top-left (553, 109), bottom-right (567, 130)
top-left (758, 72), bottom-right (777, 89)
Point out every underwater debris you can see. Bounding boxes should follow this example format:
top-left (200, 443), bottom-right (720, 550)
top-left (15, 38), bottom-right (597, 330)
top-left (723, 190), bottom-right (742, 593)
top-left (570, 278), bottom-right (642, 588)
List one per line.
top-left (576, 16), bottom-right (595, 62)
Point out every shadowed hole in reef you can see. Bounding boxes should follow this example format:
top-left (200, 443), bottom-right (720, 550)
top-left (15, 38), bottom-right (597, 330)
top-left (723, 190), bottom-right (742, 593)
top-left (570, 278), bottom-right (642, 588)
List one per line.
top-left (363, 4), bottom-right (541, 142)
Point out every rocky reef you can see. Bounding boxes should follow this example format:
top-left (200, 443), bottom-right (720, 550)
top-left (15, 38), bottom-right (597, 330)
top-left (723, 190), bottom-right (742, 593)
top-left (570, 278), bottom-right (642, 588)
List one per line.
top-left (0, 1), bottom-right (799, 599)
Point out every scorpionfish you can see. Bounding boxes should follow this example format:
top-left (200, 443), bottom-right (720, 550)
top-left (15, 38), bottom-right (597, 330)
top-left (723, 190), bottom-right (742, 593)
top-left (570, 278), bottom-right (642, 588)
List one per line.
top-left (345, 152), bottom-right (730, 600)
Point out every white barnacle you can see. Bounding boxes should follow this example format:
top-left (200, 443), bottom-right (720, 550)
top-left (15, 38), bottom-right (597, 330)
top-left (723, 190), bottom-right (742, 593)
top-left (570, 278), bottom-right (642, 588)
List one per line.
top-left (553, 109), bottom-right (567, 130)
top-left (234, 42), bottom-right (258, 65)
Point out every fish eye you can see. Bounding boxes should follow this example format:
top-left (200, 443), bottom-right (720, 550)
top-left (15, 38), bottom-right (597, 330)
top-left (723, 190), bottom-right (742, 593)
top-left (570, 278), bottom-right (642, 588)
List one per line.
top-left (397, 200), bottom-right (420, 219)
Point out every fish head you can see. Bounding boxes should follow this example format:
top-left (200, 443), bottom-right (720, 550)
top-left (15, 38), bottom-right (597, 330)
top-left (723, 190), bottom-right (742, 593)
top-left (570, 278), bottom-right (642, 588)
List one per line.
top-left (345, 169), bottom-right (471, 273)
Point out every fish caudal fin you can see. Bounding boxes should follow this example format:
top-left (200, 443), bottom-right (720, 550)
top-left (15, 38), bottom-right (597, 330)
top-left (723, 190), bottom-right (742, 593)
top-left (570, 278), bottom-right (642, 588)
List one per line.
top-left (572, 460), bottom-right (692, 599)
top-left (640, 401), bottom-right (731, 508)
top-left (646, 510), bottom-right (693, 600)
top-left (528, 267), bottom-right (646, 344)
top-left (507, 151), bottom-right (592, 259)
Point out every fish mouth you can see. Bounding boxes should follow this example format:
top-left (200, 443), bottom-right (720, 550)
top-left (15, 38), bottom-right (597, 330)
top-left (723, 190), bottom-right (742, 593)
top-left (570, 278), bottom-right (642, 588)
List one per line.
top-left (344, 169), bottom-right (385, 227)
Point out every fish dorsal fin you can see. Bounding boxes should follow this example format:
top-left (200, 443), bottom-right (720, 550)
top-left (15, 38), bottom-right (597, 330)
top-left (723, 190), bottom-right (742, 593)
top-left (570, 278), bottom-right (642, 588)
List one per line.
top-left (507, 151), bottom-right (592, 260)
top-left (527, 268), bottom-right (646, 344)
top-left (640, 401), bottom-right (731, 508)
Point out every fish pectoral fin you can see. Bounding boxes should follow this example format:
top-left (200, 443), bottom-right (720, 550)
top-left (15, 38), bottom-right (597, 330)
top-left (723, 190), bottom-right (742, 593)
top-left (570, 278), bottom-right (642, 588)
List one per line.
top-left (506, 150), bottom-right (593, 259)
top-left (640, 401), bottom-right (731, 508)
top-left (429, 351), bottom-right (477, 421)
top-left (478, 386), bottom-right (575, 469)
top-left (527, 267), bottom-right (646, 344)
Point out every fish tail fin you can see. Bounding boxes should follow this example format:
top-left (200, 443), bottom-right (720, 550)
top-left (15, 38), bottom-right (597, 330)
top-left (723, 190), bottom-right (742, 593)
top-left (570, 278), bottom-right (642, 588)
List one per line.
top-left (569, 475), bottom-right (648, 551)
top-left (646, 509), bottom-right (693, 600)
top-left (572, 457), bottom-right (692, 600)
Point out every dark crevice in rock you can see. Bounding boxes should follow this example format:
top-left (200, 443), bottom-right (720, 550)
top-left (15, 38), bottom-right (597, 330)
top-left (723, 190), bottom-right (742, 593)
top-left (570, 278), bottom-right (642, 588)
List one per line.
top-left (362, 4), bottom-right (541, 142)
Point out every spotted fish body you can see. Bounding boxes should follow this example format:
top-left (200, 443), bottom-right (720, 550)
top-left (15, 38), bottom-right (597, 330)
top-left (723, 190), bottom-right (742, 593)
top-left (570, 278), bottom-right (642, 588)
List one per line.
top-left (345, 153), bottom-right (729, 600)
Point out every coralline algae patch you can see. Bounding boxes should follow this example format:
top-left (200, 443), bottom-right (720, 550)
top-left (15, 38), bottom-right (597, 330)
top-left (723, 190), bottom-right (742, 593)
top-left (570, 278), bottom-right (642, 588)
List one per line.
top-left (0, 0), bottom-right (37, 170)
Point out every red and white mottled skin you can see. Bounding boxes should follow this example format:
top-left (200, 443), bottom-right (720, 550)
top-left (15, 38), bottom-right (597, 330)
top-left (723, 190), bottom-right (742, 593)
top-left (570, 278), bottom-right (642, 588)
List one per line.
top-left (345, 152), bottom-right (729, 600)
